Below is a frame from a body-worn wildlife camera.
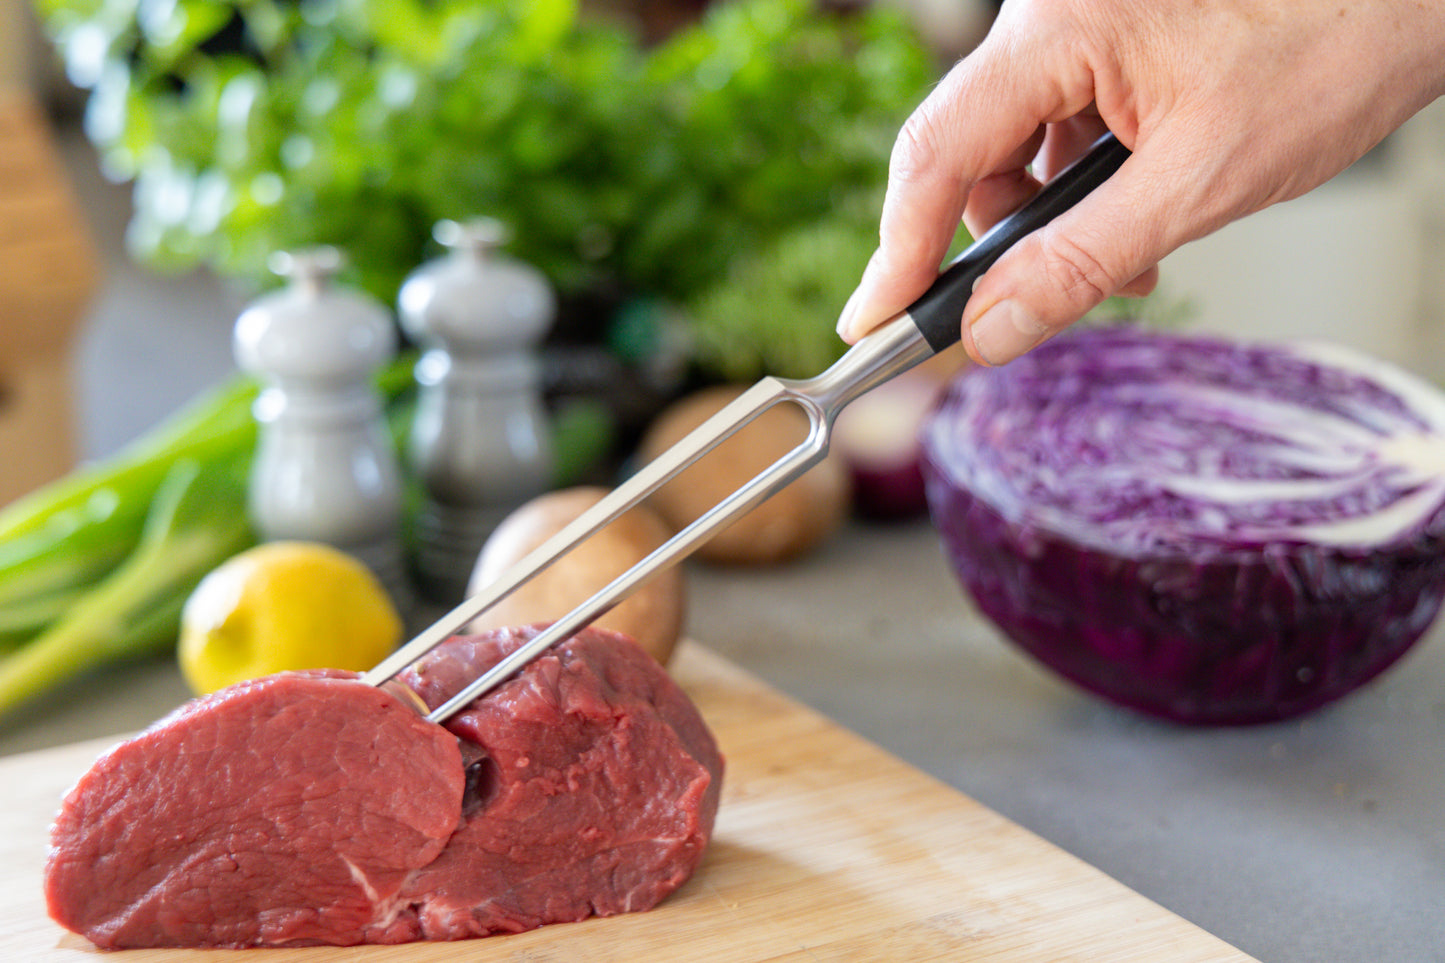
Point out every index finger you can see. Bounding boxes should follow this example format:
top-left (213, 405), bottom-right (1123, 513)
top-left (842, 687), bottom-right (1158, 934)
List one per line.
top-left (837, 29), bottom-right (1093, 342)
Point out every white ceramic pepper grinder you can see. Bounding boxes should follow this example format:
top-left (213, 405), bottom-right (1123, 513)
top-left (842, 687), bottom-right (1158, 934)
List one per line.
top-left (233, 246), bottom-right (411, 611)
top-left (398, 217), bottom-right (556, 604)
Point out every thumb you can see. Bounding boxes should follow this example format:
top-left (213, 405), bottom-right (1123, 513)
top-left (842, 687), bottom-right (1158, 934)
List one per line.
top-left (962, 151), bottom-right (1172, 366)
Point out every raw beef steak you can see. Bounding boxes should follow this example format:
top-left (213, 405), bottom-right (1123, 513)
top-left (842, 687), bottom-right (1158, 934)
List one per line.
top-left (44, 626), bottom-right (723, 948)
top-left (396, 626), bottom-right (724, 938)
top-left (44, 670), bottom-right (464, 947)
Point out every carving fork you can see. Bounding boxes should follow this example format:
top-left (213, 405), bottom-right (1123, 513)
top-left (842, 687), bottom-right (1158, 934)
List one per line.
top-left (364, 133), bottom-right (1131, 722)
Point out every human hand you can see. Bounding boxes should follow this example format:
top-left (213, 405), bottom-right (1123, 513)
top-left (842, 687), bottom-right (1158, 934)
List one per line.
top-left (836, 0), bottom-right (1445, 365)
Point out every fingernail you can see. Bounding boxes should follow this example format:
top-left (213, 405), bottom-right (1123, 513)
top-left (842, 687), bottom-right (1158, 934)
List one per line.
top-left (836, 285), bottom-right (864, 341)
top-left (969, 300), bottom-right (1048, 366)
top-left (837, 250), bottom-right (882, 341)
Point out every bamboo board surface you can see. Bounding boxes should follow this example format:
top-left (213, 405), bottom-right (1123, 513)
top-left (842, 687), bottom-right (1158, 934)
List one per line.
top-left (0, 641), bottom-right (1257, 961)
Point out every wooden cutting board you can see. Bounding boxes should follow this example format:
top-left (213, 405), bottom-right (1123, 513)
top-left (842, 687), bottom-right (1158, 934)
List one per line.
top-left (0, 642), bottom-right (1256, 962)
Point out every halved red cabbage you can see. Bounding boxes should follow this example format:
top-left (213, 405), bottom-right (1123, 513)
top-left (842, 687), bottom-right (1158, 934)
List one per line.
top-left (920, 325), bottom-right (1445, 724)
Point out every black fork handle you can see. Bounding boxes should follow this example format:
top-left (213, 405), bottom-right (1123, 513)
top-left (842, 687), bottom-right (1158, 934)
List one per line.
top-left (904, 131), bottom-right (1131, 353)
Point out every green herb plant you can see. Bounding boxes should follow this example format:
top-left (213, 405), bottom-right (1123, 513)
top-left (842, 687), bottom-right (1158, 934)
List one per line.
top-left (33, 0), bottom-right (936, 377)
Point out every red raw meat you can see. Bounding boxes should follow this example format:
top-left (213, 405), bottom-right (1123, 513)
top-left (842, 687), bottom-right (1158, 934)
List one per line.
top-left (44, 626), bottom-right (723, 948)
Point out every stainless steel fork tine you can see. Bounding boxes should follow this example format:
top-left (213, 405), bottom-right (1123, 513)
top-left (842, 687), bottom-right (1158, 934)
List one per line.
top-left (363, 132), bottom-right (1132, 722)
top-left (362, 377), bottom-right (790, 689)
top-left (416, 319), bottom-right (937, 722)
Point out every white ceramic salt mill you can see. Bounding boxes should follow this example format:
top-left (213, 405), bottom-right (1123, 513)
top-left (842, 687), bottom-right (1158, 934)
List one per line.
top-left (398, 218), bottom-right (556, 603)
top-left (233, 247), bottom-right (411, 609)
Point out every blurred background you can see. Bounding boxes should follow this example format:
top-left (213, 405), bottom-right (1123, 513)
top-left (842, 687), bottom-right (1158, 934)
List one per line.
top-left (5, 8), bottom-right (1445, 960)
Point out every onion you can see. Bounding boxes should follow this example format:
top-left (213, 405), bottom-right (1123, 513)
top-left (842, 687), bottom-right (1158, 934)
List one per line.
top-left (833, 349), bottom-right (966, 521)
top-left (832, 373), bottom-right (938, 520)
top-left (920, 325), bottom-right (1445, 725)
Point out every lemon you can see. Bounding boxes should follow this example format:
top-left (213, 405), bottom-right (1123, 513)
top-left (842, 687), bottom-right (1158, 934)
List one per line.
top-left (178, 541), bottom-right (404, 695)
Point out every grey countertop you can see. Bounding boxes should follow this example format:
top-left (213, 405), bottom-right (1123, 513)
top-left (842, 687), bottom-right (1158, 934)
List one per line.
top-left (7, 516), bottom-right (1443, 961)
top-left (2, 128), bottom-right (1441, 963)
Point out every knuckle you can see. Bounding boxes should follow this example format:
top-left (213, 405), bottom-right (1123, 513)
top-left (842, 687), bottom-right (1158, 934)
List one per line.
top-left (1037, 229), bottom-right (1117, 308)
top-left (890, 102), bottom-right (951, 187)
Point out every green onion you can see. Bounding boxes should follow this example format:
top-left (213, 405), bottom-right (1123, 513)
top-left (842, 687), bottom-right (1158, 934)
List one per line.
top-left (0, 357), bottom-right (419, 717)
top-left (0, 458), bottom-right (254, 717)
